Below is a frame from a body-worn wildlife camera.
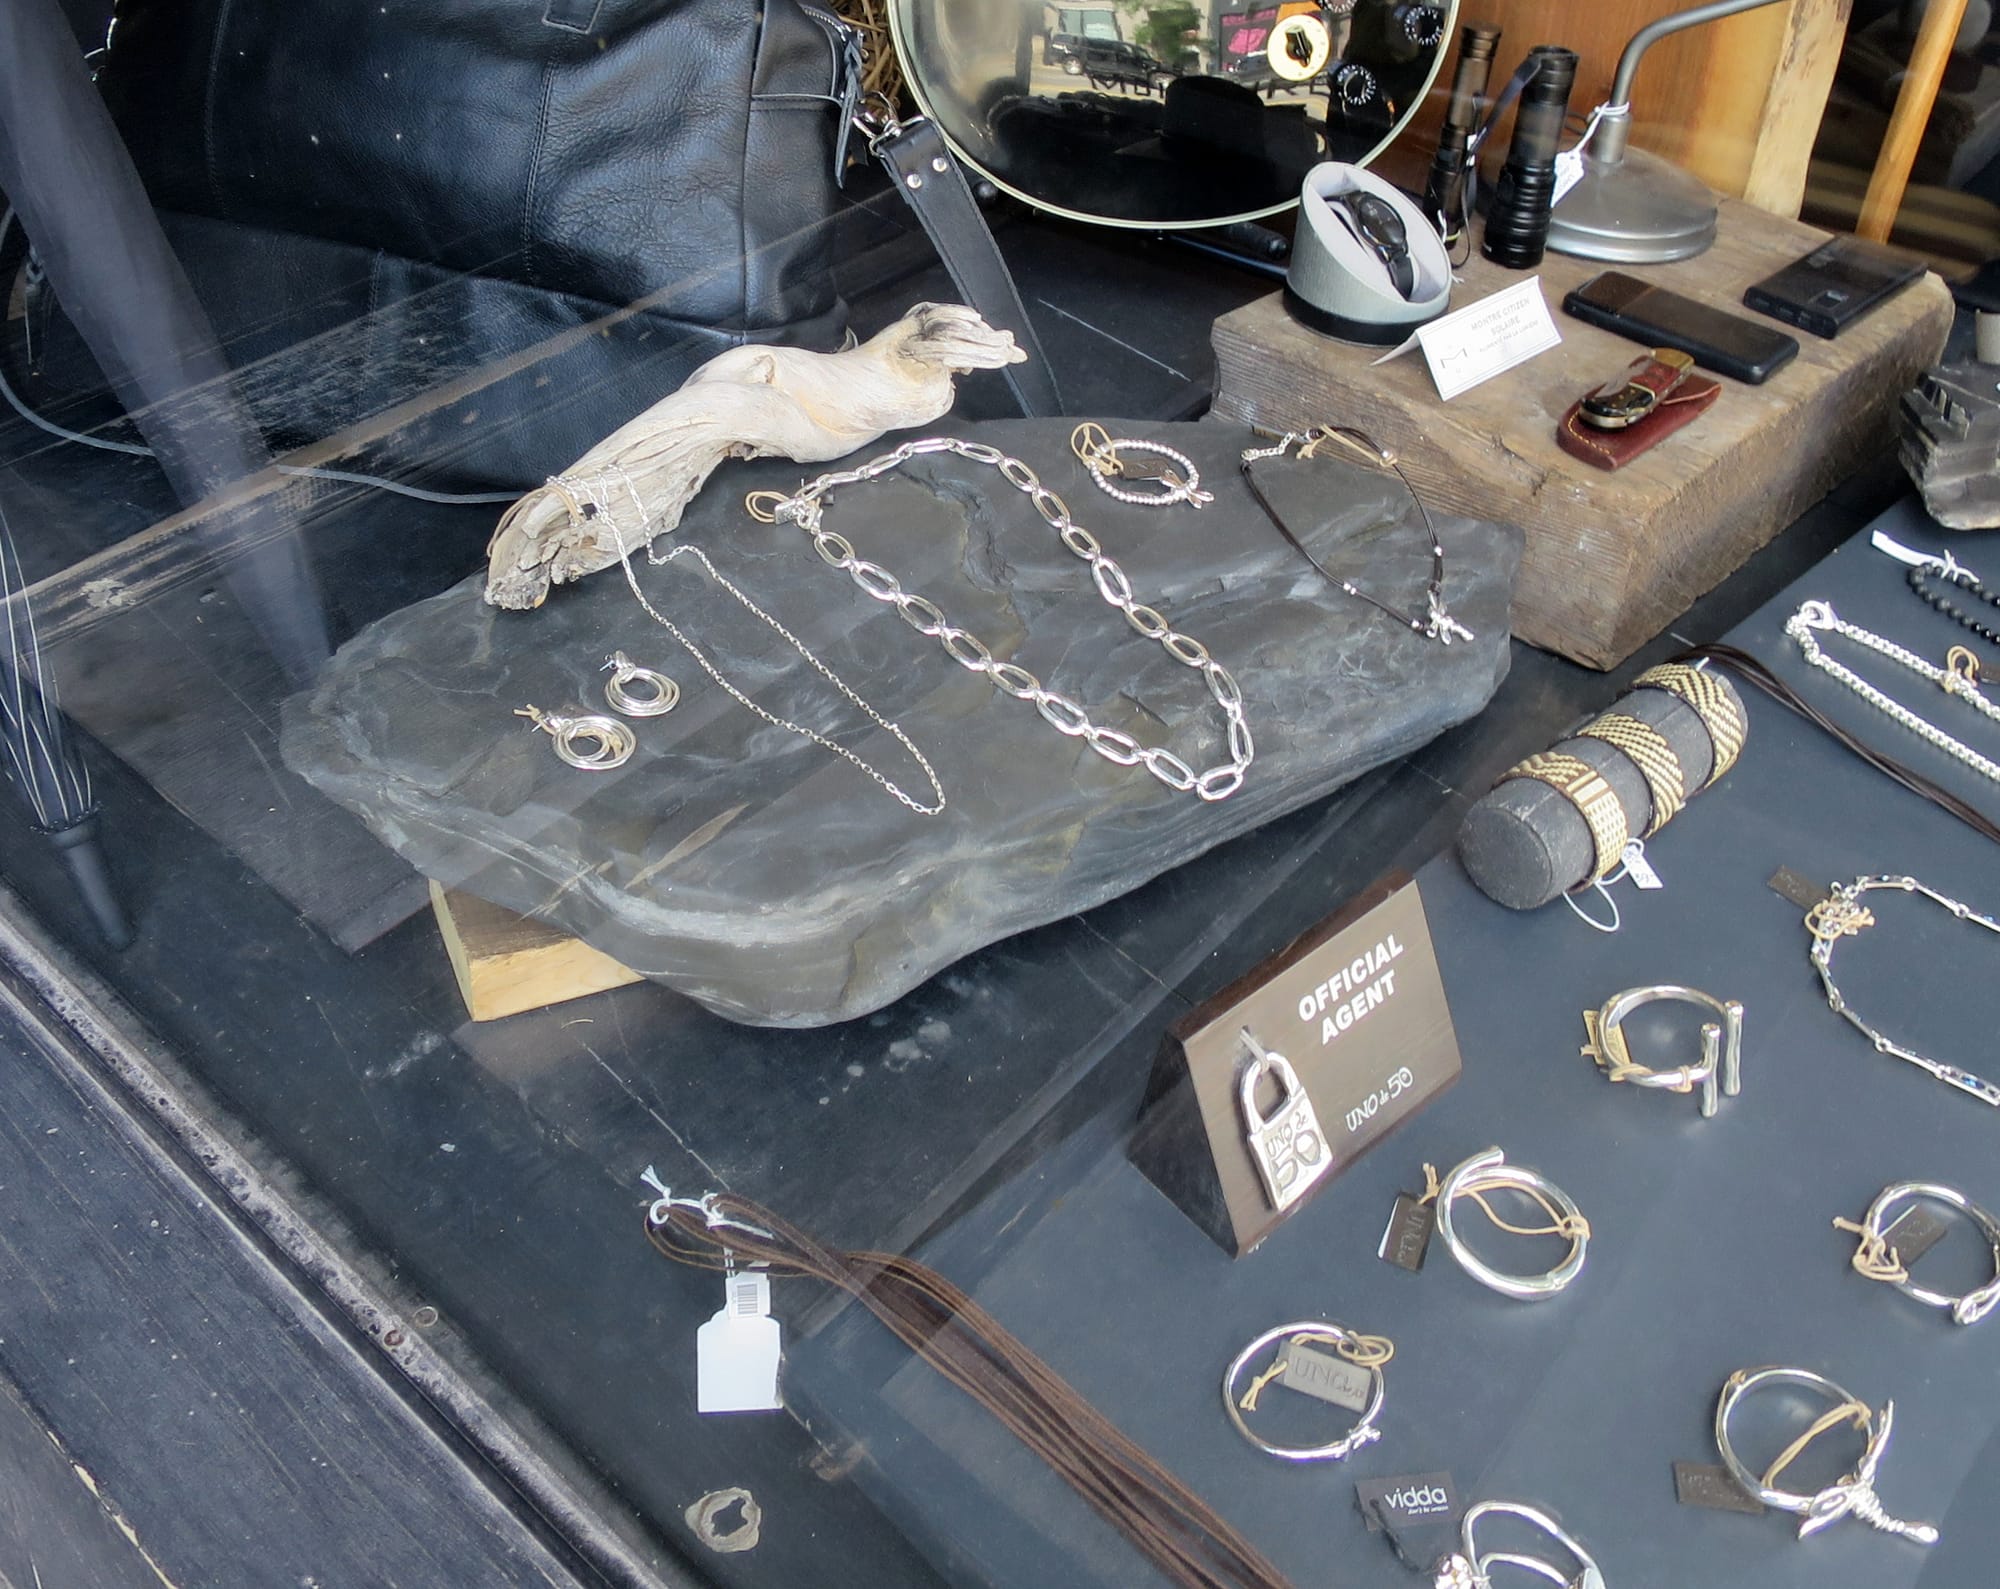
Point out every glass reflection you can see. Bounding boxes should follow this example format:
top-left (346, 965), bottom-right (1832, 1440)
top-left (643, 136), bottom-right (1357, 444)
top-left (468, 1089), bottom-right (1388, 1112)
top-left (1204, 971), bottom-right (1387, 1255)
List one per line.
top-left (892, 0), bottom-right (1454, 227)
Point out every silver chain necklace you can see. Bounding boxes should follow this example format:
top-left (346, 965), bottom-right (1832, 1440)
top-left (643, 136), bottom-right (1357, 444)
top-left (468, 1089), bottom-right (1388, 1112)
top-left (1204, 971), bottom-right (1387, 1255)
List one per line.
top-left (746, 437), bottom-right (1255, 802)
top-left (1785, 599), bottom-right (2000, 783)
top-left (1806, 875), bottom-right (2000, 1108)
top-left (548, 471), bottom-right (947, 817)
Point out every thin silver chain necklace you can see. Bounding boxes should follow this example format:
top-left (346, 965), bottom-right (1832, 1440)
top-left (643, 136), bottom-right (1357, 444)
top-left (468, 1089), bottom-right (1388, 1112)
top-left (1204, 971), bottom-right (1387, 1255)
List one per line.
top-left (547, 471), bottom-right (947, 817)
top-left (1785, 599), bottom-right (2000, 784)
top-left (746, 436), bottom-right (1255, 803)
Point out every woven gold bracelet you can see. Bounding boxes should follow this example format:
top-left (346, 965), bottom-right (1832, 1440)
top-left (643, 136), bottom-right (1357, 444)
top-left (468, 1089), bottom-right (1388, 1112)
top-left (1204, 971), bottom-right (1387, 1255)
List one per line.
top-left (1505, 751), bottom-right (1629, 882)
top-left (1632, 663), bottom-right (1745, 783)
top-left (1577, 711), bottom-right (1687, 835)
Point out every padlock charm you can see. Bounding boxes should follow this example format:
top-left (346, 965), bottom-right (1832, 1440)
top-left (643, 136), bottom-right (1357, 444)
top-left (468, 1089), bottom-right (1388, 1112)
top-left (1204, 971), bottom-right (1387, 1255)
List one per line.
top-left (1238, 1035), bottom-right (1332, 1213)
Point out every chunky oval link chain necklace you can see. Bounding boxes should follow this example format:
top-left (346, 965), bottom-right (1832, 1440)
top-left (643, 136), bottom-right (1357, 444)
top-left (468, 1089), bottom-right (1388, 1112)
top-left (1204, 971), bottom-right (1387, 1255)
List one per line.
top-left (1805, 874), bottom-right (2000, 1108)
top-left (1784, 600), bottom-right (2000, 783)
top-left (747, 437), bottom-right (1255, 802)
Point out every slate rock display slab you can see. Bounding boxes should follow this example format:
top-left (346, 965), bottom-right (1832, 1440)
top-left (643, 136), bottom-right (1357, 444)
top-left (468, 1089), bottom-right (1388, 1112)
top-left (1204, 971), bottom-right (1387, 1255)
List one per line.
top-left (281, 418), bottom-right (1522, 1026)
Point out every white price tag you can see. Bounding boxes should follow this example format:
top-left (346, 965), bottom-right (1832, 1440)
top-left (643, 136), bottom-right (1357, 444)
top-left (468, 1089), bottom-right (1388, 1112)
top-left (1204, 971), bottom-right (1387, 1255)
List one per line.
top-left (1552, 147), bottom-right (1586, 206)
top-left (1408, 278), bottom-right (1563, 401)
top-left (1621, 840), bottom-right (1664, 891)
top-left (696, 1272), bottom-right (783, 1414)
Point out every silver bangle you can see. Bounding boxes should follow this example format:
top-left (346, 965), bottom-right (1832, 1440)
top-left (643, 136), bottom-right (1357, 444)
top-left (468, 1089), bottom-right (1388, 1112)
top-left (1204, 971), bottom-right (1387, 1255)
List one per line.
top-left (1432, 1500), bottom-right (1606, 1589)
top-left (1713, 1366), bottom-right (1939, 1546)
top-left (1836, 1181), bottom-right (2000, 1325)
top-left (1221, 1319), bottom-right (1386, 1462)
top-left (1580, 984), bottom-right (1744, 1118)
top-left (1433, 1148), bottom-right (1588, 1301)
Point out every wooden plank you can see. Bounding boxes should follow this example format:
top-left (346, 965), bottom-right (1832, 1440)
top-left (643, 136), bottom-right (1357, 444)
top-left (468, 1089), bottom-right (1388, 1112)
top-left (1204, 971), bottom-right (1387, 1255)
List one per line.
top-left (0, 1016), bottom-right (601, 1589)
top-left (431, 880), bottom-right (643, 1023)
top-left (1741, 0), bottom-right (1855, 217)
top-left (1210, 198), bottom-right (1953, 669)
top-left (1858, 0), bottom-right (1973, 239)
top-left (1384, 0), bottom-right (1814, 204)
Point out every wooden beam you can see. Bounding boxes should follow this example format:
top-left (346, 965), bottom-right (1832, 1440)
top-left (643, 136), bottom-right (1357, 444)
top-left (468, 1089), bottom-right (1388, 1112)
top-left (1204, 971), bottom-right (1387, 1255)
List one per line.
top-left (1741, 0), bottom-right (1855, 217)
top-left (1858, 0), bottom-right (1972, 239)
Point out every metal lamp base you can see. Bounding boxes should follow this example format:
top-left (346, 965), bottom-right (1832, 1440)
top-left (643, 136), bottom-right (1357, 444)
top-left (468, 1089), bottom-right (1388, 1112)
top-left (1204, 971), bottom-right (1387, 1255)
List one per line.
top-left (1546, 146), bottom-right (1719, 263)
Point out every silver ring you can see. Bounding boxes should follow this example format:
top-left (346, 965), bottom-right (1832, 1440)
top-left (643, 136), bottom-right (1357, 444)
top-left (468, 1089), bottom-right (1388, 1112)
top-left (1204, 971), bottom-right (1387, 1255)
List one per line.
top-left (1713, 1367), bottom-right (1939, 1545)
top-left (1847, 1181), bottom-right (2000, 1324)
top-left (1220, 1320), bottom-right (1385, 1462)
top-left (1582, 985), bottom-right (1744, 1118)
top-left (1433, 1501), bottom-right (1606, 1589)
top-left (517, 704), bottom-right (635, 771)
top-left (602, 651), bottom-right (680, 717)
top-left (1434, 1148), bottom-right (1588, 1301)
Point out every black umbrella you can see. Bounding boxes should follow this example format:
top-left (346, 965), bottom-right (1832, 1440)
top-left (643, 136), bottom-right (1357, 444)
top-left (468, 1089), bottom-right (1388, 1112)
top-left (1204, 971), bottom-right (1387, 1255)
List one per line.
top-left (0, 497), bottom-right (130, 948)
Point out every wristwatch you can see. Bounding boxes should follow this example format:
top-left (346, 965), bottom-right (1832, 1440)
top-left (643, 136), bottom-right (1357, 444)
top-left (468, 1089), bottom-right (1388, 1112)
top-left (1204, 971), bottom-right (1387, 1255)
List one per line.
top-left (1330, 191), bottom-right (1414, 299)
top-left (1579, 348), bottom-right (1694, 430)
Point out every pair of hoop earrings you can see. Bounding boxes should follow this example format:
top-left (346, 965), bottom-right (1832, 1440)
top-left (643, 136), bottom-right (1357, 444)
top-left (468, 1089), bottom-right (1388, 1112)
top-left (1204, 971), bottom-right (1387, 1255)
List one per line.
top-left (1069, 422), bottom-right (1214, 509)
top-left (516, 652), bottom-right (680, 772)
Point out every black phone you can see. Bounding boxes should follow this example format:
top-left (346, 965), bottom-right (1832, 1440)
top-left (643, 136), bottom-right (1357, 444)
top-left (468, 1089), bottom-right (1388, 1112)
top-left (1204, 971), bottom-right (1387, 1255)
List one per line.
top-left (1562, 272), bottom-right (1800, 384)
top-left (1743, 236), bottom-right (1923, 339)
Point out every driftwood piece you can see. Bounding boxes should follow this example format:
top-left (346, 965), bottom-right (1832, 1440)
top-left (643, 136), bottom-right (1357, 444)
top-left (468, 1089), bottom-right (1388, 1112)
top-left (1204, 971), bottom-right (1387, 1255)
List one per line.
top-left (483, 303), bottom-right (1026, 609)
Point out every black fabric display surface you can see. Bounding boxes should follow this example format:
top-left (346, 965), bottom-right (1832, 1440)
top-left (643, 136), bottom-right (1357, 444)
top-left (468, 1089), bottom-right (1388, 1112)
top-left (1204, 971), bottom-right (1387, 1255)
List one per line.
top-left (282, 417), bottom-right (1522, 1026)
top-left (785, 499), bottom-right (2000, 1588)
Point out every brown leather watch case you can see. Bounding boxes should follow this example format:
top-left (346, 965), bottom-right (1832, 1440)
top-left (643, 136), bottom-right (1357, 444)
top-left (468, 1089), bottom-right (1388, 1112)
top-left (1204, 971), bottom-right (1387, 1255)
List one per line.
top-left (1557, 351), bottom-right (1720, 472)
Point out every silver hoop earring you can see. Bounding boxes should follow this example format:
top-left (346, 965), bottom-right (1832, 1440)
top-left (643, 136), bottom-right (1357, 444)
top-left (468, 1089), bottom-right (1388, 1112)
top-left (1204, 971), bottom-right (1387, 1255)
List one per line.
top-left (602, 651), bottom-right (680, 717)
top-left (515, 704), bottom-right (636, 771)
top-left (1070, 422), bottom-right (1214, 509)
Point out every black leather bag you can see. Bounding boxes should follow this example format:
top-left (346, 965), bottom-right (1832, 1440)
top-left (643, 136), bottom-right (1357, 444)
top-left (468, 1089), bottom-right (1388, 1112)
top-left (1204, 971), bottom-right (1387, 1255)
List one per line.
top-left (24, 0), bottom-right (1035, 490)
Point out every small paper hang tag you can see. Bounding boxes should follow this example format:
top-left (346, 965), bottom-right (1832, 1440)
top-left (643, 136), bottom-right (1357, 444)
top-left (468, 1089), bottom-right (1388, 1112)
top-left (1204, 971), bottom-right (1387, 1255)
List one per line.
top-left (1673, 1460), bottom-right (1765, 1514)
top-left (1277, 1344), bottom-right (1373, 1412)
top-left (1621, 839), bottom-right (1664, 891)
top-left (1552, 147), bottom-right (1586, 206)
top-left (1552, 103), bottom-right (1611, 206)
top-left (696, 1271), bottom-right (783, 1414)
top-left (1378, 1192), bottom-right (1435, 1272)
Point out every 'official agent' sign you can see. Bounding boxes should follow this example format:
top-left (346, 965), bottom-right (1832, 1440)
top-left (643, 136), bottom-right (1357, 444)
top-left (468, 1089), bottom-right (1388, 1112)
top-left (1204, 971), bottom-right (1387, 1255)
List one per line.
top-left (1130, 872), bottom-right (1463, 1256)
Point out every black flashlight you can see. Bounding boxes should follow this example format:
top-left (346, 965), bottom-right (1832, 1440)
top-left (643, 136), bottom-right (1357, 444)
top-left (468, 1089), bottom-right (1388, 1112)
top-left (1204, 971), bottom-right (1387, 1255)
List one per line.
top-left (1481, 44), bottom-right (1577, 270)
top-left (1423, 22), bottom-right (1501, 245)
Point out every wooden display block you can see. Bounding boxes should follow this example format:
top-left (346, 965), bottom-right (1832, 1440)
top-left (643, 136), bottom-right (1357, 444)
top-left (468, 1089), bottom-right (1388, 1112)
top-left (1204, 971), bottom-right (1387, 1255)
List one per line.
top-left (1211, 199), bottom-right (1953, 669)
top-left (429, 881), bottom-right (641, 1022)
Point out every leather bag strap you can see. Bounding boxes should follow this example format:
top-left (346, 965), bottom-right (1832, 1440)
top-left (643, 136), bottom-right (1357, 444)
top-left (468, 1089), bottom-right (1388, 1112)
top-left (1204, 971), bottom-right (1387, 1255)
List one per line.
top-left (874, 119), bottom-right (1061, 417)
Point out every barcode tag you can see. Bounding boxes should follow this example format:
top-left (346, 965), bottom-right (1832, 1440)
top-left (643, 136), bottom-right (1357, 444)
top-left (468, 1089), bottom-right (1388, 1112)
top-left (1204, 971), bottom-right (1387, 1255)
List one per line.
top-left (1378, 1192), bottom-right (1435, 1272)
top-left (1883, 1204), bottom-right (1953, 1267)
top-left (1674, 1460), bottom-right (1764, 1513)
top-left (696, 1272), bottom-right (783, 1413)
top-left (1277, 1344), bottom-right (1373, 1412)
top-left (1767, 866), bottom-right (1828, 911)
top-left (1622, 840), bottom-right (1664, 891)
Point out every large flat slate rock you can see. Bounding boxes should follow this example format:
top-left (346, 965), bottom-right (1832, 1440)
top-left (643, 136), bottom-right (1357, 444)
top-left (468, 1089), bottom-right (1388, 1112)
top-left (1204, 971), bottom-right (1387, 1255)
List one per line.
top-left (281, 418), bottom-right (1521, 1026)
